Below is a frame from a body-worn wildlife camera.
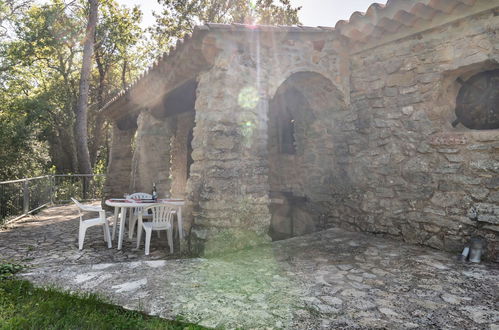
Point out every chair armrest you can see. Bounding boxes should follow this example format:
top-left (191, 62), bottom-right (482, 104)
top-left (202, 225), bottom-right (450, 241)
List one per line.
top-left (80, 205), bottom-right (102, 212)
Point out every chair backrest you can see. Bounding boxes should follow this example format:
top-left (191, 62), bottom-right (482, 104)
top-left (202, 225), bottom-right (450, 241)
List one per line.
top-left (128, 192), bottom-right (153, 200)
top-left (71, 197), bottom-right (82, 208)
top-left (143, 204), bottom-right (175, 230)
top-left (71, 197), bottom-right (102, 213)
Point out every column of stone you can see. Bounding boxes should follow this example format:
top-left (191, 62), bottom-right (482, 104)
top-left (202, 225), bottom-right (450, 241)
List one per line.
top-left (130, 109), bottom-right (174, 197)
top-left (187, 37), bottom-right (272, 256)
top-left (104, 124), bottom-right (135, 200)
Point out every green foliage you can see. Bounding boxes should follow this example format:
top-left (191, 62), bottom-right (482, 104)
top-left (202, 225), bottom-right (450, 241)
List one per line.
top-left (1, 0), bottom-right (82, 176)
top-left (150, 0), bottom-right (301, 54)
top-left (0, 263), bottom-right (24, 280)
top-left (0, 279), bottom-right (206, 329)
top-left (0, 0), bottom-right (33, 40)
top-left (0, 0), bottom-right (301, 179)
top-left (52, 175), bottom-right (105, 202)
top-left (94, 0), bottom-right (145, 95)
top-left (0, 0), bottom-right (145, 178)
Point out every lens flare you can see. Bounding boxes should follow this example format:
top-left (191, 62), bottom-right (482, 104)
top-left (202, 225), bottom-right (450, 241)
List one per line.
top-left (240, 120), bottom-right (255, 147)
top-left (238, 86), bottom-right (259, 109)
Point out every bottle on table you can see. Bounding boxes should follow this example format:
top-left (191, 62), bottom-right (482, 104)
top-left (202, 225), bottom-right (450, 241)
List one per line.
top-left (152, 182), bottom-right (158, 201)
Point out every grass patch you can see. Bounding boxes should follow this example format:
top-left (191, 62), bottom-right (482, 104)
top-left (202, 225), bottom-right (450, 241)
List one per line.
top-left (0, 263), bottom-right (24, 280)
top-left (0, 277), bottom-right (205, 329)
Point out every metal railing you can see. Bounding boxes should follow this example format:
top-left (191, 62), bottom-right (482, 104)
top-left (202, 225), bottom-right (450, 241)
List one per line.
top-left (0, 174), bottom-right (105, 225)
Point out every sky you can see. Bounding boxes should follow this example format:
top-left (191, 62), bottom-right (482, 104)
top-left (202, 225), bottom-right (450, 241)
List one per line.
top-left (116, 0), bottom-right (386, 28)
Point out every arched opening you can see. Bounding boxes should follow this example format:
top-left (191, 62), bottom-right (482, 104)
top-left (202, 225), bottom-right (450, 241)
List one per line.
top-left (129, 79), bottom-right (197, 199)
top-left (166, 80), bottom-right (197, 199)
top-left (116, 114), bottom-right (138, 131)
top-left (105, 115), bottom-right (138, 200)
top-left (268, 71), bottom-right (345, 240)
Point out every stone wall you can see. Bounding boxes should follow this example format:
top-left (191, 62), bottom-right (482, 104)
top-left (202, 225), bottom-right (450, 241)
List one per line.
top-left (129, 109), bottom-right (174, 197)
top-left (186, 31), bottom-right (350, 255)
top-left (186, 36), bottom-right (271, 256)
top-left (335, 10), bottom-right (499, 261)
top-left (103, 8), bottom-right (498, 260)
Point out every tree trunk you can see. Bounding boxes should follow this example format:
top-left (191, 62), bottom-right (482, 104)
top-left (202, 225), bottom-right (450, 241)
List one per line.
top-left (90, 114), bottom-right (105, 166)
top-left (121, 59), bottom-right (128, 90)
top-left (75, 0), bottom-right (98, 175)
top-left (90, 50), bottom-right (107, 167)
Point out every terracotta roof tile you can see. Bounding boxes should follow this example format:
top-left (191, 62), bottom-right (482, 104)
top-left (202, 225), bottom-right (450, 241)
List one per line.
top-left (334, 0), bottom-right (486, 42)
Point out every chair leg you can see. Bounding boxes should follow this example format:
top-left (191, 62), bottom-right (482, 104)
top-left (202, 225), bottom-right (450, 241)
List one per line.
top-left (112, 208), bottom-right (118, 240)
top-left (104, 222), bottom-right (112, 248)
top-left (111, 219), bottom-right (116, 241)
top-left (136, 225), bottom-right (143, 249)
top-left (128, 212), bottom-right (137, 239)
top-left (144, 228), bottom-right (152, 256)
top-left (167, 228), bottom-right (173, 254)
top-left (102, 225), bottom-right (107, 242)
top-left (157, 231), bottom-right (161, 238)
top-left (79, 223), bottom-right (87, 250)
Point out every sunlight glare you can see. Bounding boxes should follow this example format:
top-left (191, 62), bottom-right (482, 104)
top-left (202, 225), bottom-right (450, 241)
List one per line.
top-left (237, 86), bottom-right (259, 109)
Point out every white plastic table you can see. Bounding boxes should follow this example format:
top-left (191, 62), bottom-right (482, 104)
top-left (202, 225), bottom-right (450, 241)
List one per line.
top-left (105, 199), bottom-right (185, 250)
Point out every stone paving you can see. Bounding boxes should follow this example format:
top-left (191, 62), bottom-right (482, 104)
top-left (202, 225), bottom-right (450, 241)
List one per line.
top-left (1, 205), bottom-right (499, 329)
top-left (0, 204), bottom-right (184, 267)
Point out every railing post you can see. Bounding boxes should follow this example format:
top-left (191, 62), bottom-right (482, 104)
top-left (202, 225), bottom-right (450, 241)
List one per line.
top-left (82, 176), bottom-right (87, 201)
top-left (23, 179), bottom-right (29, 214)
top-left (49, 175), bottom-right (54, 205)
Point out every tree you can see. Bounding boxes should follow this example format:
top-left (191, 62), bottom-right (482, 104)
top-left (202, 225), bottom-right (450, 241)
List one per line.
top-left (90, 0), bottom-right (143, 166)
top-left (0, 0), bottom-right (147, 178)
top-left (150, 0), bottom-right (301, 54)
top-left (0, 0), bottom-right (32, 40)
top-left (75, 0), bottom-right (98, 175)
top-left (3, 1), bottom-right (83, 173)
top-left (0, 0), bottom-right (299, 179)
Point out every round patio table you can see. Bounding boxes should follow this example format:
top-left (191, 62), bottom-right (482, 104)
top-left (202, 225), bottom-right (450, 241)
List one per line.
top-left (105, 198), bottom-right (185, 250)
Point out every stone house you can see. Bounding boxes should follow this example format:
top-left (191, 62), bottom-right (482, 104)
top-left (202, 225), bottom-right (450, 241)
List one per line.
top-left (101, 0), bottom-right (499, 260)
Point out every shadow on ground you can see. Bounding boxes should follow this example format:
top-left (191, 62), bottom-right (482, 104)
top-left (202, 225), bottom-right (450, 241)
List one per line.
top-left (0, 204), bottom-right (182, 267)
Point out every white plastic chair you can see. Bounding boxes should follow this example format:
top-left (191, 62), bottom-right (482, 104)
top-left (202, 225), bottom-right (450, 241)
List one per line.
top-left (136, 204), bottom-right (174, 256)
top-left (71, 198), bottom-right (112, 250)
top-left (126, 192), bottom-right (153, 239)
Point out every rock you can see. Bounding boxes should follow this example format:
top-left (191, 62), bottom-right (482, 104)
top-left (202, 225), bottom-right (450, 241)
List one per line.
top-left (441, 293), bottom-right (463, 304)
top-left (402, 106), bottom-right (414, 115)
top-left (470, 160), bottom-right (499, 173)
top-left (341, 289), bottom-right (366, 298)
top-left (430, 191), bottom-right (465, 208)
top-left (487, 191), bottom-right (499, 203)
top-left (426, 235), bottom-right (444, 249)
top-left (469, 187), bottom-right (489, 200)
top-left (387, 72), bottom-right (415, 87)
top-left (320, 296), bottom-right (343, 306)
top-left (379, 307), bottom-right (399, 317)
top-left (460, 306), bottom-right (497, 324)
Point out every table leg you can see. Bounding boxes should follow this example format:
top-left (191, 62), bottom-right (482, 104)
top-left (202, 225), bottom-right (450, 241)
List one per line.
top-left (117, 207), bottom-right (127, 250)
top-left (128, 208), bottom-right (136, 239)
top-left (112, 207), bottom-right (119, 240)
top-left (177, 206), bottom-right (183, 252)
top-left (178, 206), bottom-right (183, 240)
top-left (136, 213), bottom-right (143, 249)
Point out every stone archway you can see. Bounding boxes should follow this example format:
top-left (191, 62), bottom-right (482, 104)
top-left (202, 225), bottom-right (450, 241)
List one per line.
top-left (267, 71), bottom-right (346, 240)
